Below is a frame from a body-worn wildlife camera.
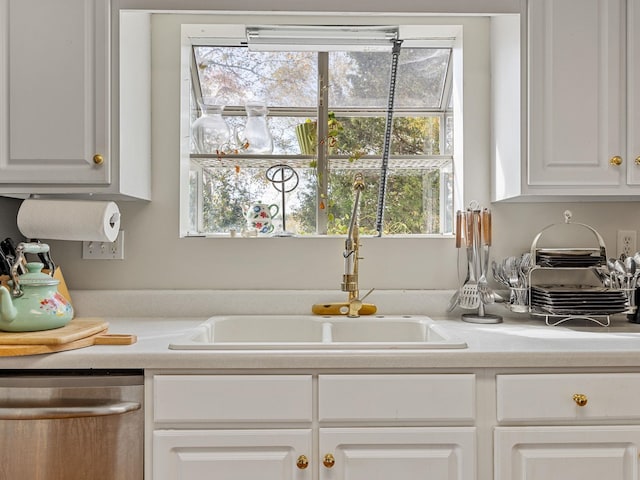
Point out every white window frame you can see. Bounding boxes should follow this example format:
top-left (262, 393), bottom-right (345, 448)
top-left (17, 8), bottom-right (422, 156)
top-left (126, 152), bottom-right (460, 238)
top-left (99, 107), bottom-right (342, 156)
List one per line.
top-left (179, 21), bottom-right (464, 238)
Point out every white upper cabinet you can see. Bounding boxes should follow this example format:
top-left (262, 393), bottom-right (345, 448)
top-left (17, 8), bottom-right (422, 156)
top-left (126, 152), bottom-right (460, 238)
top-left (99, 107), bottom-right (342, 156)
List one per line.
top-left (1, 0), bottom-right (110, 185)
top-left (493, 0), bottom-right (640, 200)
top-left (528, 0), bottom-right (625, 191)
top-left (628, 0), bottom-right (640, 184)
top-left (0, 0), bottom-right (150, 200)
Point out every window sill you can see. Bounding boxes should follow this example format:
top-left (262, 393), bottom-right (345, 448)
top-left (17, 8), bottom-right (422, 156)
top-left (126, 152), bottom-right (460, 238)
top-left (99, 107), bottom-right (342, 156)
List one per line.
top-left (186, 233), bottom-right (454, 239)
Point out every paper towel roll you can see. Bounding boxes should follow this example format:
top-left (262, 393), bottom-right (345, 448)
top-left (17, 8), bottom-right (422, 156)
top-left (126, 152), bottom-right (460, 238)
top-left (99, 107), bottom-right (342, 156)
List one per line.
top-left (17, 199), bottom-right (121, 242)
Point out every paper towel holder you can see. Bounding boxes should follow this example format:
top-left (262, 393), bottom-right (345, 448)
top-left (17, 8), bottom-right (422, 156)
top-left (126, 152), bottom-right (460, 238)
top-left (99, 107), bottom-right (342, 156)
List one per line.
top-left (109, 212), bottom-right (121, 228)
top-left (81, 231), bottom-right (125, 260)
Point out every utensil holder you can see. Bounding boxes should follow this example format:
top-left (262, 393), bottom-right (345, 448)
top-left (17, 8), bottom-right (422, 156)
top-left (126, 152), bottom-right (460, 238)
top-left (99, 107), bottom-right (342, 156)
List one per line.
top-left (628, 288), bottom-right (640, 323)
top-left (508, 287), bottom-right (529, 313)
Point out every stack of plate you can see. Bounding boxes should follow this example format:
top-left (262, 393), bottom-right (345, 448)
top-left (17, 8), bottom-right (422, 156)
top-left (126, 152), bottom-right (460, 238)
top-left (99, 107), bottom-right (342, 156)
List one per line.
top-left (530, 285), bottom-right (628, 316)
top-left (535, 248), bottom-right (603, 268)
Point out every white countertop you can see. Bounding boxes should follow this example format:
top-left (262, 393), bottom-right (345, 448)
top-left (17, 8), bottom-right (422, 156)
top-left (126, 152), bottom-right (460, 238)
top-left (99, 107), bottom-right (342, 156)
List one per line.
top-left (2, 290), bottom-right (640, 371)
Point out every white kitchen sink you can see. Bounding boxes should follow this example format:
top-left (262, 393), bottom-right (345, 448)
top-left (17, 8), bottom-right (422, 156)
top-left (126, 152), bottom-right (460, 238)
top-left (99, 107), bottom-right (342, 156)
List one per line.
top-left (169, 315), bottom-right (467, 350)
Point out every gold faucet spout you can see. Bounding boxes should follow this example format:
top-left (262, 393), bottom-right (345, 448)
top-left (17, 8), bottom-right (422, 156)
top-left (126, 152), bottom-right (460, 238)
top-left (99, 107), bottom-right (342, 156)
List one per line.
top-left (341, 172), bottom-right (373, 318)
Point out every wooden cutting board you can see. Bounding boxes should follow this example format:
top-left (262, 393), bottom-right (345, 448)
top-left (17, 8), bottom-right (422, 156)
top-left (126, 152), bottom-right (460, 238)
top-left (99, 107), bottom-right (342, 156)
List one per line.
top-left (0, 318), bottom-right (136, 356)
top-left (0, 318), bottom-right (109, 344)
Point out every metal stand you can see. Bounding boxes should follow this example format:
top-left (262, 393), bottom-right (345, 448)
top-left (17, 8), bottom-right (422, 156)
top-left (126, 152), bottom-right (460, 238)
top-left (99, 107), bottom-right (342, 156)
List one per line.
top-left (266, 164), bottom-right (299, 236)
top-left (532, 313), bottom-right (611, 327)
top-left (462, 303), bottom-right (503, 324)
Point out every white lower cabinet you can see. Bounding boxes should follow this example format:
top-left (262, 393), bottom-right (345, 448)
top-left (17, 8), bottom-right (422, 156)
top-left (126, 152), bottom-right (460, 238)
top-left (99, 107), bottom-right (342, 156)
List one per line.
top-left (151, 373), bottom-right (477, 480)
top-left (153, 429), bottom-right (312, 480)
top-left (317, 374), bottom-right (477, 480)
top-left (495, 426), bottom-right (640, 480)
top-left (320, 427), bottom-right (476, 480)
top-left (151, 371), bottom-right (640, 480)
top-left (494, 373), bottom-right (640, 480)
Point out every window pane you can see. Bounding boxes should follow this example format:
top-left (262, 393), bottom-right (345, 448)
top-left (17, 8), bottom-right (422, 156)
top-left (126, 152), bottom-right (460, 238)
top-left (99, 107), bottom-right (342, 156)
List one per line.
top-left (328, 48), bottom-right (450, 109)
top-left (193, 47), bottom-right (317, 107)
top-left (395, 48), bottom-right (450, 108)
top-left (327, 169), bottom-right (448, 235)
top-left (198, 165), bottom-right (317, 235)
top-left (333, 116), bottom-right (445, 156)
top-left (329, 51), bottom-right (391, 108)
top-left (224, 115), bottom-right (315, 155)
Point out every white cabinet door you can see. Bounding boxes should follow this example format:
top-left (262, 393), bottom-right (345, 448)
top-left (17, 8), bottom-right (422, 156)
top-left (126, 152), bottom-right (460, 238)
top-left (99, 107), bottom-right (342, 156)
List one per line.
top-left (527, 0), bottom-right (625, 192)
top-left (628, 0), bottom-right (640, 185)
top-left (319, 427), bottom-right (476, 480)
top-left (153, 429), bottom-right (312, 480)
top-left (0, 0), bottom-right (109, 185)
top-left (495, 426), bottom-right (640, 480)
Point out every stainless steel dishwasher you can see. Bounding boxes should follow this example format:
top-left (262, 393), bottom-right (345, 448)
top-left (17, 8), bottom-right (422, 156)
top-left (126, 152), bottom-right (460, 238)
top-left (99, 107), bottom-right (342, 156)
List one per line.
top-left (0, 370), bottom-right (143, 480)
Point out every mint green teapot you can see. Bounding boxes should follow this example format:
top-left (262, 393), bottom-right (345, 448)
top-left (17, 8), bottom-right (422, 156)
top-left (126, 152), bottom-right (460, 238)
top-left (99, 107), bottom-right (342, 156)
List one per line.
top-left (0, 242), bottom-right (73, 332)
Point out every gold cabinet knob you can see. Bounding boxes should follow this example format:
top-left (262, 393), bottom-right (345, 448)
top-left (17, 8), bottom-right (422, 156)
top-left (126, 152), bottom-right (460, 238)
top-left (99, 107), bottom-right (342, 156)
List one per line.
top-left (323, 453), bottom-right (335, 468)
top-left (635, 156), bottom-right (640, 166)
top-left (609, 155), bottom-right (623, 166)
top-left (93, 154), bottom-right (104, 165)
top-left (296, 455), bottom-right (309, 470)
top-left (573, 393), bottom-right (588, 406)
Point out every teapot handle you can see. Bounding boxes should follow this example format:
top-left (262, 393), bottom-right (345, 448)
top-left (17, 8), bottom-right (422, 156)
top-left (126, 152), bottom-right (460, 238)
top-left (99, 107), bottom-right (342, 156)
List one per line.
top-left (19, 242), bottom-right (50, 255)
top-left (268, 204), bottom-right (279, 219)
top-left (10, 242), bottom-right (51, 297)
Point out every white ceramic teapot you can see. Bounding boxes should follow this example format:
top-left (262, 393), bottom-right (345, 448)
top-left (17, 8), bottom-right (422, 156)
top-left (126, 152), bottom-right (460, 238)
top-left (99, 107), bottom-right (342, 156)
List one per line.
top-left (243, 202), bottom-right (279, 234)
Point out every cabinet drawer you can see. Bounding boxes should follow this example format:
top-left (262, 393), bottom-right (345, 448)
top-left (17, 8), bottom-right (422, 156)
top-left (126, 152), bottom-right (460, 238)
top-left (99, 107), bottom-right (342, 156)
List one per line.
top-left (154, 375), bottom-right (312, 423)
top-left (319, 374), bottom-right (475, 422)
top-left (497, 373), bottom-right (640, 422)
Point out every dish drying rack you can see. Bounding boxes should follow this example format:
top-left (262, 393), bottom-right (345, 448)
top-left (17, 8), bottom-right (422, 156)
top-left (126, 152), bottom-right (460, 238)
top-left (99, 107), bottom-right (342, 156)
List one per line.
top-left (524, 211), bottom-right (631, 327)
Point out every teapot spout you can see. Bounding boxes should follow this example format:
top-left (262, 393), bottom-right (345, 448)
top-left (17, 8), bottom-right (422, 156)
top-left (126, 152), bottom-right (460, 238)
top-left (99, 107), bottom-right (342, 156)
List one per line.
top-left (0, 286), bottom-right (17, 324)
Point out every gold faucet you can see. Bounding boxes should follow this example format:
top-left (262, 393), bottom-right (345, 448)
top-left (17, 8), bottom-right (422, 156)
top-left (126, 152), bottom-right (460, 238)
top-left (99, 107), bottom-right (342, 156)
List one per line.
top-left (341, 173), bottom-right (375, 317)
top-left (311, 173), bottom-right (376, 317)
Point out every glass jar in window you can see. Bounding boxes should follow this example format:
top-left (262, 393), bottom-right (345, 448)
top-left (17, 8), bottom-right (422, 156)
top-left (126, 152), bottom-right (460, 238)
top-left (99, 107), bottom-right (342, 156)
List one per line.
top-left (191, 101), bottom-right (230, 154)
top-left (242, 101), bottom-right (273, 154)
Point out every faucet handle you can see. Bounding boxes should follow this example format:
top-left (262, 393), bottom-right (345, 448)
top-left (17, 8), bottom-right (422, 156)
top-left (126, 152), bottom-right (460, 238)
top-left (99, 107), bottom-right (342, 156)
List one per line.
top-left (360, 288), bottom-right (375, 302)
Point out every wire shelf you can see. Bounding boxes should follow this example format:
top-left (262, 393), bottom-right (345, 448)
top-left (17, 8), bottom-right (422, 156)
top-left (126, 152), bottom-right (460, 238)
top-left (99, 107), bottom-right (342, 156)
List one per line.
top-left (191, 154), bottom-right (452, 171)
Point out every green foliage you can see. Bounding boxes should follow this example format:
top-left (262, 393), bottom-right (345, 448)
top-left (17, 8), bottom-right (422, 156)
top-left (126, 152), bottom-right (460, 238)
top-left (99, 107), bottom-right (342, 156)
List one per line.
top-left (324, 170), bottom-right (437, 235)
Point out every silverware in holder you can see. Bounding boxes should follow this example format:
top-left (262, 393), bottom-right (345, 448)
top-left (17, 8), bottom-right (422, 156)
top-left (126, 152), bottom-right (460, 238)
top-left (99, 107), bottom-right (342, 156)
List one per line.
top-left (492, 252), bottom-right (532, 312)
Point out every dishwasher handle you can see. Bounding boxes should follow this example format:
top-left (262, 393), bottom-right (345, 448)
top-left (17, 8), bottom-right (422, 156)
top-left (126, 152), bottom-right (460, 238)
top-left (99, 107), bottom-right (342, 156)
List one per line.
top-left (0, 401), bottom-right (141, 420)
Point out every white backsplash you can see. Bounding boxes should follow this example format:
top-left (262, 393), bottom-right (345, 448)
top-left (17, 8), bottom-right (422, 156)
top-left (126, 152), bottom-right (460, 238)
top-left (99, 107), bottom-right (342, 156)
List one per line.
top-left (70, 289), bottom-right (456, 319)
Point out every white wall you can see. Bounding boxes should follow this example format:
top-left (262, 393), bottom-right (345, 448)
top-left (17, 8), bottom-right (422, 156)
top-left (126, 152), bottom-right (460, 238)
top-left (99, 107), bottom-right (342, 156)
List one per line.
top-left (4, 9), bottom-right (639, 292)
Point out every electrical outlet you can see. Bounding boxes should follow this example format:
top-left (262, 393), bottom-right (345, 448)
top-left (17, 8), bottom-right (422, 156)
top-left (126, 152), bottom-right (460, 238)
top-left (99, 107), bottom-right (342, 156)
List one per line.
top-left (617, 230), bottom-right (637, 259)
top-left (82, 231), bottom-right (125, 260)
